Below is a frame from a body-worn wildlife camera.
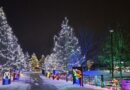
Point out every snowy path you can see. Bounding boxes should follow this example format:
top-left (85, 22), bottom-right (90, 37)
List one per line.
top-left (29, 73), bottom-right (59, 90)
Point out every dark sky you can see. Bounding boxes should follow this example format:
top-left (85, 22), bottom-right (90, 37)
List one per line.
top-left (0, 0), bottom-right (129, 57)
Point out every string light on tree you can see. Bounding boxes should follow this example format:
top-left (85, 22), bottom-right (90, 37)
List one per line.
top-left (44, 17), bottom-right (84, 72)
top-left (0, 7), bottom-right (26, 70)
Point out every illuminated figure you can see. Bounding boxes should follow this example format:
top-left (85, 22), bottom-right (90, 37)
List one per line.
top-left (13, 70), bottom-right (20, 80)
top-left (72, 67), bottom-right (83, 86)
top-left (112, 79), bottom-right (119, 90)
top-left (2, 72), bottom-right (11, 85)
top-left (47, 72), bottom-right (51, 78)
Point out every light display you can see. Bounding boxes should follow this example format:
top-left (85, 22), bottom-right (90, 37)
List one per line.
top-left (44, 17), bottom-right (83, 72)
top-left (2, 71), bottom-right (11, 85)
top-left (94, 75), bottom-right (100, 86)
top-left (30, 53), bottom-right (40, 71)
top-left (98, 29), bottom-right (130, 78)
top-left (122, 79), bottom-right (130, 90)
top-left (13, 70), bottom-right (20, 80)
top-left (72, 67), bottom-right (83, 86)
top-left (53, 70), bottom-right (60, 80)
top-left (47, 72), bottom-right (52, 78)
top-left (0, 8), bottom-right (26, 69)
top-left (87, 60), bottom-right (94, 71)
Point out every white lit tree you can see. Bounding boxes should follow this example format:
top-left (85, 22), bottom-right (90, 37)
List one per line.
top-left (24, 52), bottom-right (30, 70)
top-left (51, 17), bottom-right (83, 71)
top-left (39, 54), bottom-right (45, 68)
top-left (44, 53), bottom-right (58, 72)
top-left (0, 7), bottom-right (25, 70)
top-left (12, 45), bottom-right (25, 69)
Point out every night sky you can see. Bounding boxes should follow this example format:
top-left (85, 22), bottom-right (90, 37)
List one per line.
top-left (0, 0), bottom-right (129, 57)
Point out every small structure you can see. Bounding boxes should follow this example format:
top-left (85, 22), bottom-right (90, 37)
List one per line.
top-left (2, 71), bottom-right (11, 85)
top-left (47, 72), bottom-right (52, 78)
top-left (122, 79), bottom-right (130, 90)
top-left (94, 75), bottom-right (101, 86)
top-left (53, 70), bottom-right (60, 80)
top-left (72, 67), bottom-right (83, 86)
top-left (13, 70), bottom-right (20, 80)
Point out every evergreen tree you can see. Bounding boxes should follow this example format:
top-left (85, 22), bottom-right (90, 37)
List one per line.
top-left (39, 54), bottom-right (45, 68)
top-left (0, 7), bottom-right (25, 69)
top-left (13, 45), bottom-right (25, 69)
top-left (51, 17), bottom-right (83, 71)
top-left (23, 52), bottom-right (30, 70)
top-left (98, 26), bottom-right (130, 72)
top-left (44, 53), bottom-right (57, 71)
top-left (30, 53), bottom-right (39, 70)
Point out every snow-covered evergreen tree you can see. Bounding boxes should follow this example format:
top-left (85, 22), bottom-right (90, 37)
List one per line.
top-left (51, 17), bottom-right (83, 71)
top-left (39, 54), bottom-right (45, 68)
top-left (0, 7), bottom-right (25, 70)
top-left (12, 45), bottom-right (25, 69)
top-left (44, 53), bottom-right (58, 71)
top-left (30, 53), bottom-right (39, 71)
top-left (24, 52), bottom-right (30, 70)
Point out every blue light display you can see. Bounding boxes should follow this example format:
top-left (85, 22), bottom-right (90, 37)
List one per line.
top-left (2, 72), bottom-right (11, 85)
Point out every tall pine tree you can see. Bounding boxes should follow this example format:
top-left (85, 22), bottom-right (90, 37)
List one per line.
top-left (44, 53), bottom-right (57, 71)
top-left (0, 7), bottom-right (25, 70)
top-left (30, 53), bottom-right (39, 71)
top-left (45, 17), bottom-right (83, 71)
top-left (98, 26), bottom-right (130, 73)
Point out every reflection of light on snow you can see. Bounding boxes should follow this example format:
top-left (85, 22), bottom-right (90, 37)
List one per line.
top-left (0, 64), bottom-right (2, 68)
top-left (20, 73), bottom-right (24, 77)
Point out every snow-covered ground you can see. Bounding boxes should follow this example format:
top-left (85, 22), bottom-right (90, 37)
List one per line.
top-left (40, 75), bottom-right (110, 90)
top-left (0, 72), bottom-right (121, 90)
top-left (0, 72), bottom-right (31, 90)
top-left (0, 81), bottom-right (30, 90)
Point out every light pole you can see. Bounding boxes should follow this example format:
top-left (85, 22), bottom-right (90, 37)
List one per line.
top-left (109, 29), bottom-right (114, 79)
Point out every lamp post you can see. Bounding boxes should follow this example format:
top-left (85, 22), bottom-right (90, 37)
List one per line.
top-left (109, 29), bottom-right (114, 79)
